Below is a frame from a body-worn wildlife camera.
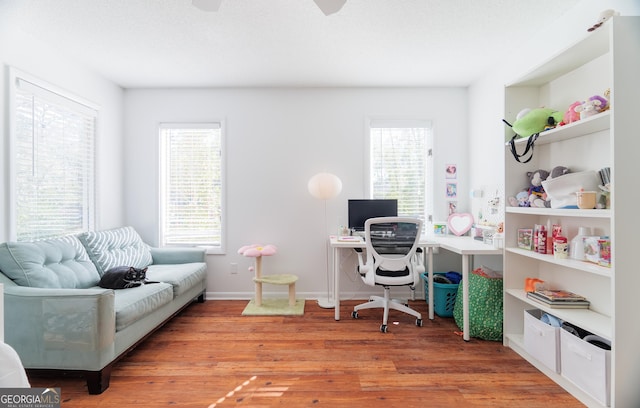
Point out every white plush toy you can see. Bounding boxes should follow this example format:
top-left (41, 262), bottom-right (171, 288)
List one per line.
top-left (574, 99), bottom-right (602, 120)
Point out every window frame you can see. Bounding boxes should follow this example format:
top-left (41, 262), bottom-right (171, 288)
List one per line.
top-left (158, 122), bottom-right (226, 254)
top-left (8, 67), bottom-right (99, 241)
top-left (365, 118), bottom-right (434, 225)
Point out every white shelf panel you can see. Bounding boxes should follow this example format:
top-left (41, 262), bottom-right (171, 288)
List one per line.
top-left (505, 247), bottom-right (613, 277)
top-left (506, 25), bottom-right (609, 87)
top-left (506, 207), bottom-right (611, 218)
top-left (505, 111), bottom-right (610, 147)
top-left (506, 289), bottom-right (612, 340)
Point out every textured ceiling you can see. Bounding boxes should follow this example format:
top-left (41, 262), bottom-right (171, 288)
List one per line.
top-left (1, 0), bottom-right (582, 88)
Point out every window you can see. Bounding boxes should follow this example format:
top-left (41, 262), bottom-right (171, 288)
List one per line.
top-left (10, 70), bottom-right (97, 241)
top-left (159, 124), bottom-right (225, 252)
top-left (368, 119), bottom-right (433, 223)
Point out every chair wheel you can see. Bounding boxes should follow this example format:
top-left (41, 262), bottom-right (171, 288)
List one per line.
top-left (352, 311), bottom-right (358, 319)
top-left (416, 318), bottom-right (423, 327)
top-left (380, 324), bottom-right (388, 333)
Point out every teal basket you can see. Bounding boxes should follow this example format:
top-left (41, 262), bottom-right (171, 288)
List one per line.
top-left (420, 272), bottom-right (459, 317)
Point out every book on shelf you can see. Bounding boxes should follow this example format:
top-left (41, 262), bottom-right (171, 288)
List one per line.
top-left (531, 289), bottom-right (587, 302)
top-left (526, 292), bottom-right (590, 309)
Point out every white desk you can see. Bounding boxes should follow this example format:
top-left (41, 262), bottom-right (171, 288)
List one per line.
top-left (329, 235), bottom-right (502, 341)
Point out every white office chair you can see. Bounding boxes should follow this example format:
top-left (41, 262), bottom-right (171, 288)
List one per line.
top-left (351, 216), bottom-right (424, 332)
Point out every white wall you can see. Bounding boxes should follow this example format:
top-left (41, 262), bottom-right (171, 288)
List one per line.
top-left (0, 13), bottom-right (125, 242)
top-left (124, 87), bottom-right (468, 298)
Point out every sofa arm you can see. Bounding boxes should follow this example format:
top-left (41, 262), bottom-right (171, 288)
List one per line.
top-left (150, 247), bottom-right (206, 264)
top-left (3, 286), bottom-right (116, 370)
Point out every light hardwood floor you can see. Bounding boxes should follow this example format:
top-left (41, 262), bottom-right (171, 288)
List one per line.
top-left (29, 299), bottom-right (584, 407)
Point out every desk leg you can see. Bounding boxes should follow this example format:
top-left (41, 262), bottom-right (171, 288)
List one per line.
top-left (427, 247), bottom-right (434, 320)
top-left (333, 246), bottom-right (340, 321)
top-left (462, 255), bottom-right (471, 341)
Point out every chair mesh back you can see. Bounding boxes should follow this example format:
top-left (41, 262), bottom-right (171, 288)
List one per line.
top-left (369, 221), bottom-right (419, 256)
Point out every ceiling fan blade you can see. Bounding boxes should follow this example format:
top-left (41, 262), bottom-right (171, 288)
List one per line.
top-left (313, 0), bottom-right (347, 15)
top-left (192, 0), bottom-right (223, 12)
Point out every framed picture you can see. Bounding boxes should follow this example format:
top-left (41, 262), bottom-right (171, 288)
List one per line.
top-left (448, 201), bottom-right (457, 215)
top-left (445, 164), bottom-right (457, 179)
top-left (445, 182), bottom-right (457, 198)
top-left (517, 228), bottom-right (534, 250)
top-left (433, 223), bottom-right (448, 236)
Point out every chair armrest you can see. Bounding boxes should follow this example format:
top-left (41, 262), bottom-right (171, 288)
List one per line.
top-left (150, 247), bottom-right (206, 264)
top-left (3, 286), bottom-right (116, 367)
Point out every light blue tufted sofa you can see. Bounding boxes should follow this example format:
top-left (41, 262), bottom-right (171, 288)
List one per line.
top-left (0, 226), bottom-right (207, 394)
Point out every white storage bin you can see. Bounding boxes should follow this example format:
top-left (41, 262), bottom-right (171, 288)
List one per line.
top-left (541, 170), bottom-right (600, 209)
top-left (560, 328), bottom-right (611, 406)
top-left (524, 309), bottom-right (560, 373)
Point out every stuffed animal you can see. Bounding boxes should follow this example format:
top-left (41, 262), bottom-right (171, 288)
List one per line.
top-left (548, 165), bottom-right (570, 180)
top-left (513, 191), bottom-right (530, 207)
top-left (589, 95), bottom-right (608, 112)
top-left (601, 89), bottom-right (611, 111)
top-left (527, 169), bottom-right (550, 208)
top-left (574, 99), bottom-right (602, 120)
top-left (512, 108), bottom-right (563, 138)
top-left (560, 101), bottom-right (582, 125)
top-left (588, 9), bottom-right (619, 32)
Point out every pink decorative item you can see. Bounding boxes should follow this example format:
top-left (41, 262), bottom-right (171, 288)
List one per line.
top-left (447, 213), bottom-right (474, 236)
top-left (238, 244), bottom-right (277, 257)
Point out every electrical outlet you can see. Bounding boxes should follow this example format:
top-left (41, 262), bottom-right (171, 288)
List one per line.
top-left (230, 262), bottom-right (238, 274)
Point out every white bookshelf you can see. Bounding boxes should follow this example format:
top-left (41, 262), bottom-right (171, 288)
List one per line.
top-left (502, 17), bottom-right (640, 408)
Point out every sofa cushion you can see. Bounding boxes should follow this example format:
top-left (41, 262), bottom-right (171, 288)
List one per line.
top-left (78, 226), bottom-right (153, 276)
top-left (113, 283), bottom-right (174, 332)
top-left (0, 235), bottom-right (100, 288)
top-left (146, 263), bottom-right (207, 298)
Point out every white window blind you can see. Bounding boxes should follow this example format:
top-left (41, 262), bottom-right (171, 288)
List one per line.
top-left (159, 124), bottom-right (224, 249)
top-left (369, 120), bottom-right (433, 222)
top-left (12, 75), bottom-right (97, 241)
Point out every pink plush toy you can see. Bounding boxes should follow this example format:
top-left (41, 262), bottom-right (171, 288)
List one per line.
top-left (561, 101), bottom-right (582, 125)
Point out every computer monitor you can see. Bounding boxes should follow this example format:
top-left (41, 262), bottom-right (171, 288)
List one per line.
top-left (348, 199), bottom-right (398, 231)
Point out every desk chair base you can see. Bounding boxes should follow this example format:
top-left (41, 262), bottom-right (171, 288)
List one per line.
top-left (352, 286), bottom-right (423, 333)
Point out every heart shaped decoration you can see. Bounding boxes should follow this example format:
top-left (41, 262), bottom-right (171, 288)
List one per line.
top-left (447, 213), bottom-right (474, 236)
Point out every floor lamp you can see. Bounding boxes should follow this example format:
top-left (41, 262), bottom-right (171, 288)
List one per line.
top-left (308, 172), bottom-right (342, 309)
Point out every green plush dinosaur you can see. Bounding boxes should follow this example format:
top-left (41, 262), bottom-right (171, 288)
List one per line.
top-left (512, 107), bottom-right (564, 138)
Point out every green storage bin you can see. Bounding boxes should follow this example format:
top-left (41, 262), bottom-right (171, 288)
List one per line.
top-left (420, 272), bottom-right (459, 317)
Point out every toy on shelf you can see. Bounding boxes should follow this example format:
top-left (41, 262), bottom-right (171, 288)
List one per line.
top-left (504, 108), bottom-right (563, 163)
top-left (587, 9), bottom-right (619, 32)
top-left (508, 166), bottom-right (571, 208)
top-left (574, 97), bottom-right (605, 120)
top-left (559, 92), bottom-right (610, 126)
top-left (526, 169), bottom-right (550, 208)
top-left (560, 101), bottom-right (582, 125)
top-left (511, 108), bottom-right (563, 138)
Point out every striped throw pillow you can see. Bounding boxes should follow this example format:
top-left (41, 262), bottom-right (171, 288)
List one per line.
top-left (78, 226), bottom-right (153, 276)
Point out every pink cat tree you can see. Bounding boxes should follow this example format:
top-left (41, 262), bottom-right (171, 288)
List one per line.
top-left (237, 244), bottom-right (298, 307)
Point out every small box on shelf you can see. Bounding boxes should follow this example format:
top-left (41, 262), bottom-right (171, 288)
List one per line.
top-left (517, 228), bottom-right (533, 250)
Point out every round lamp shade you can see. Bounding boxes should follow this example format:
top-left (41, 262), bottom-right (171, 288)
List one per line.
top-left (308, 172), bottom-right (342, 200)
